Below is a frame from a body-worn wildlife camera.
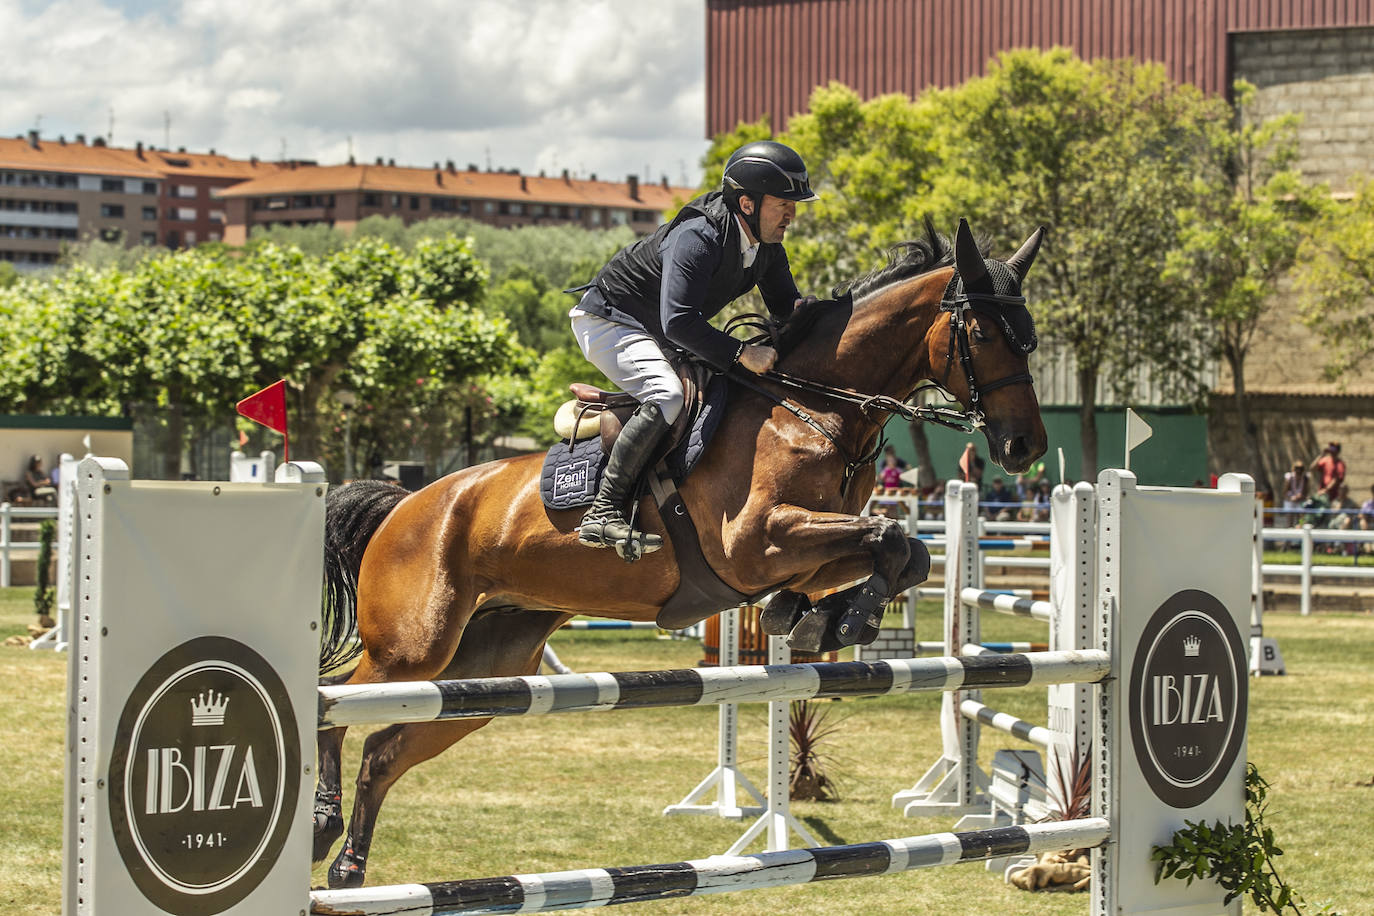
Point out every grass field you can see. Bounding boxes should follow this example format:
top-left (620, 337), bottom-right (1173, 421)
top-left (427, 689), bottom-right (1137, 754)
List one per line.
top-left (1, 587), bottom-right (1370, 915)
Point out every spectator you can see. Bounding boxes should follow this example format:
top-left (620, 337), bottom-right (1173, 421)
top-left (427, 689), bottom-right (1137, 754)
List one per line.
top-left (1359, 485), bottom-right (1374, 554)
top-left (881, 444), bottom-right (908, 472)
top-left (1329, 484), bottom-right (1360, 555)
top-left (24, 454), bottom-right (56, 505)
top-left (878, 452), bottom-right (904, 492)
top-left (1309, 442), bottom-right (1346, 504)
top-left (958, 442), bottom-right (985, 497)
top-left (986, 477), bottom-right (1014, 521)
top-left (1281, 460), bottom-right (1309, 527)
top-left (1031, 478), bottom-right (1053, 522)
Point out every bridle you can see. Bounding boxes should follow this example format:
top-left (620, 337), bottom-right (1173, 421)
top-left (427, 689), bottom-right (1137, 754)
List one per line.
top-left (937, 290), bottom-right (1036, 429)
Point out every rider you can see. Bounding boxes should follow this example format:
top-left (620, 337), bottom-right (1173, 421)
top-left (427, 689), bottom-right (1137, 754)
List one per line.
top-left (569, 140), bottom-right (819, 556)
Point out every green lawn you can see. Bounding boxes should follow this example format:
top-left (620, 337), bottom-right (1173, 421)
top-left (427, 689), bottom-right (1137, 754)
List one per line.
top-left (1, 588), bottom-right (1369, 915)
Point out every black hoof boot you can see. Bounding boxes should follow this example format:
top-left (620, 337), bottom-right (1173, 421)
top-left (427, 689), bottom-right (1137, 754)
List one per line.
top-left (327, 836), bottom-right (367, 889)
top-left (312, 793), bottom-right (344, 863)
top-left (835, 574), bottom-right (889, 647)
top-left (761, 590), bottom-right (810, 636)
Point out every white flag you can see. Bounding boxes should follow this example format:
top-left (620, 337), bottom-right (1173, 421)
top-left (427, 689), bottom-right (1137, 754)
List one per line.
top-left (1125, 409), bottom-right (1153, 470)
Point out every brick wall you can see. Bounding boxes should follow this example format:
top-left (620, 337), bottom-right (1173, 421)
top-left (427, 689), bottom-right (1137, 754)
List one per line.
top-left (853, 627), bottom-right (916, 662)
top-left (1232, 27), bottom-right (1374, 195)
top-left (1216, 28), bottom-right (1374, 496)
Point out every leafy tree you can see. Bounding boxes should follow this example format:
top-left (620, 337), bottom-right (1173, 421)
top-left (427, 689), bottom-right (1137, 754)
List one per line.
top-left (1164, 82), bottom-right (1328, 492)
top-left (0, 262), bottom-right (18, 289)
top-left (918, 50), bottom-right (1229, 476)
top-left (1294, 177), bottom-right (1374, 381)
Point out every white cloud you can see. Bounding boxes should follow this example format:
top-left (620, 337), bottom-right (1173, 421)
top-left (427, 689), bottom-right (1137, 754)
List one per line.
top-left (0, 0), bottom-right (710, 185)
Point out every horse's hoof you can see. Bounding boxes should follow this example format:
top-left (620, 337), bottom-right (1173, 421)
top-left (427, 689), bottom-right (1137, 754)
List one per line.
top-left (327, 843), bottom-right (367, 889)
top-left (760, 591), bottom-right (809, 636)
top-left (312, 812), bottom-right (344, 863)
top-left (786, 609), bottom-right (831, 653)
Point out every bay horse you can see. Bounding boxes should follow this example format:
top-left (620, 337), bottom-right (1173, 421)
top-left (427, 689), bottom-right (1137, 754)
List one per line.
top-left (313, 218), bottom-right (1048, 887)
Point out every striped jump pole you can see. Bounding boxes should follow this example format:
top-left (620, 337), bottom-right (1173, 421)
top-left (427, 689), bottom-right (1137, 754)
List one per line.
top-left (961, 587), bottom-right (1053, 622)
top-left (959, 699), bottom-right (1052, 750)
top-left (318, 650), bottom-right (1110, 729)
top-left (561, 619), bottom-right (661, 630)
top-left (922, 641), bottom-right (1048, 655)
top-left (309, 819), bottom-right (1110, 916)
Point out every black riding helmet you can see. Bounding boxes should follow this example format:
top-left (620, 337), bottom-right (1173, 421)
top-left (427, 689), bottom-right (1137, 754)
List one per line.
top-left (721, 140), bottom-right (819, 240)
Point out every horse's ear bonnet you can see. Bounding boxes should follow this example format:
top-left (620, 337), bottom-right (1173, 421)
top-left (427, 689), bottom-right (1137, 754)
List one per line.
top-left (944, 222), bottom-right (1041, 356)
top-left (973, 261), bottom-right (1038, 355)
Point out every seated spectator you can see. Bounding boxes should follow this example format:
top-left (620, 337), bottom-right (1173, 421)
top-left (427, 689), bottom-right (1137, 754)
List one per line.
top-left (878, 453), bottom-right (904, 493)
top-left (1280, 461), bottom-right (1308, 527)
top-left (24, 454), bottom-right (56, 505)
top-left (1359, 485), bottom-right (1374, 554)
top-left (1309, 442), bottom-right (1345, 505)
top-left (1031, 478), bottom-right (1053, 522)
top-left (986, 477), bottom-right (1014, 521)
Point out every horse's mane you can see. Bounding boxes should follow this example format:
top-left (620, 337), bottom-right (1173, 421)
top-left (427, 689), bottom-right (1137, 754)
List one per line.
top-left (831, 218), bottom-right (954, 301)
top-left (773, 219), bottom-right (955, 356)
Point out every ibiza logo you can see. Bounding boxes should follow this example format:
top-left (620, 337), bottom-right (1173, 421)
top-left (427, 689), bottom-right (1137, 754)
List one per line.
top-left (108, 637), bottom-right (300, 915)
top-left (1129, 590), bottom-right (1247, 809)
top-left (191, 689), bottom-right (229, 726)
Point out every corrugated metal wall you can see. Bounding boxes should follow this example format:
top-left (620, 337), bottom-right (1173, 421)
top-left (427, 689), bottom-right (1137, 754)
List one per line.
top-left (706, 0), bottom-right (1374, 135)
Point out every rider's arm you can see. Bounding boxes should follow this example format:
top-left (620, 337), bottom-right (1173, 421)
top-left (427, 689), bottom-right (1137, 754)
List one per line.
top-left (659, 223), bottom-right (752, 370)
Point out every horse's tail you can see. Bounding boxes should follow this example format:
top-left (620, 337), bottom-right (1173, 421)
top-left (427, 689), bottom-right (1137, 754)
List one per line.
top-left (320, 480), bottom-right (408, 675)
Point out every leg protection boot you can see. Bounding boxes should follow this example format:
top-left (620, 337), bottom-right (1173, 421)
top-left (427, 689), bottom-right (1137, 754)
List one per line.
top-left (579, 401), bottom-right (669, 556)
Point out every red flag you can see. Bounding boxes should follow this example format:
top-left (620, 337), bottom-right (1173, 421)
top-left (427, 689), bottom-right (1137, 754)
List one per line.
top-left (237, 428), bottom-right (249, 448)
top-left (958, 448), bottom-right (971, 482)
top-left (236, 380), bottom-right (289, 462)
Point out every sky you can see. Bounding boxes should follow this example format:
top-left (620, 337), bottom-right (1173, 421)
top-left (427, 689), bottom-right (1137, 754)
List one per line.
top-left (1, 0), bottom-right (712, 187)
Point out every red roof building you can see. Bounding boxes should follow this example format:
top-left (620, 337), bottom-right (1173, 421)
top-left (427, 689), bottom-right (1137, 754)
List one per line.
top-left (213, 160), bottom-right (693, 243)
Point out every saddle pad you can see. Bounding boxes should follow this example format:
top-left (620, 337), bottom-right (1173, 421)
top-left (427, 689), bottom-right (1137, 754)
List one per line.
top-left (539, 436), bottom-right (607, 510)
top-left (665, 372), bottom-right (728, 481)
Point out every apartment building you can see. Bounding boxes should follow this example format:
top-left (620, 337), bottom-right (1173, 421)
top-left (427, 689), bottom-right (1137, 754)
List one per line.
top-left (213, 160), bottom-right (692, 243)
top-left (107, 143), bottom-right (289, 248)
top-left (0, 132), bottom-right (163, 268)
top-left (0, 133), bottom-right (292, 266)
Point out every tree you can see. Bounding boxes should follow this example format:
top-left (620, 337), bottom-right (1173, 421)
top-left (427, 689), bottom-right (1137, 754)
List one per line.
top-left (920, 50), bottom-right (1229, 477)
top-left (0, 262), bottom-right (18, 289)
top-left (1164, 82), bottom-right (1328, 492)
top-left (1294, 177), bottom-right (1374, 381)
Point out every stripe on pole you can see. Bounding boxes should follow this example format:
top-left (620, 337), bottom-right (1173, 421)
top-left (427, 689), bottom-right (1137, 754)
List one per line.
top-left (960, 587), bottom-right (1053, 622)
top-left (317, 651), bottom-right (1109, 729)
top-left (561, 620), bottom-right (661, 630)
top-left (959, 698), bottom-right (1052, 749)
top-left (309, 819), bottom-right (1110, 915)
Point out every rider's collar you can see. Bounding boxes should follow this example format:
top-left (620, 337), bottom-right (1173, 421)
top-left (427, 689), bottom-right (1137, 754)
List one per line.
top-left (734, 214), bottom-right (759, 268)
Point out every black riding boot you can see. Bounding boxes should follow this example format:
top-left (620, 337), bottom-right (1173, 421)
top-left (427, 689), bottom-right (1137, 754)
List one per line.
top-left (579, 401), bottom-right (669, 558)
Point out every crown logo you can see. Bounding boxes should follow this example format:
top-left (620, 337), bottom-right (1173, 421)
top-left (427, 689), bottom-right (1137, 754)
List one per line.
top-left (1182, 636), bottom-right (1202, 658)
top-left (190, 689), bottom-right (229, 727)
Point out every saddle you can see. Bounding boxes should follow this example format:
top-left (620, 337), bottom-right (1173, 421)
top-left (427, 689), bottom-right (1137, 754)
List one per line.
top-left (554, 358), bottom-right (711, 460)
top-left (539, 359), bottom-right (753, 628)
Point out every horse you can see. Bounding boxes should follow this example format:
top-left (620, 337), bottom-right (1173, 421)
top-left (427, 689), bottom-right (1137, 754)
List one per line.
top-left (312, 218), bottom-right (1048, 888)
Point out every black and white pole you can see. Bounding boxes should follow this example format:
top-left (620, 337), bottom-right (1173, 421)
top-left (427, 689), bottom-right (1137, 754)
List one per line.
top-left (309, 819), bottom-right (1112, 916)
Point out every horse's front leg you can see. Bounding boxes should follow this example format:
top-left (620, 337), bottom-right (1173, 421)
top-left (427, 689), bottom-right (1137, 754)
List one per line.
top-left (755, 505), bottom-right (919, 651)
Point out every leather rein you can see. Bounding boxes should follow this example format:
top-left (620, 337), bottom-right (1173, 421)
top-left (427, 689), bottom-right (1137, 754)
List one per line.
top-left (721, 291), bottom-right (1035, 493)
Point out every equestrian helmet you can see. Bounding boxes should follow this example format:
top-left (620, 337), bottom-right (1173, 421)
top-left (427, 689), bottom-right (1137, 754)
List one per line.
top-left (721, 141), bottom-right (819, 203)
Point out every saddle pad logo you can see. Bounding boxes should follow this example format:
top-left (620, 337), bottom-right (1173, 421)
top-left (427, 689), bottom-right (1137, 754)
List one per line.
top-left (107, 636), bottom-right (300, 915)
top-left (553, 458), bottom-right (591, 500)
top-left (1128, 589), bottom-right (1247, 809)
